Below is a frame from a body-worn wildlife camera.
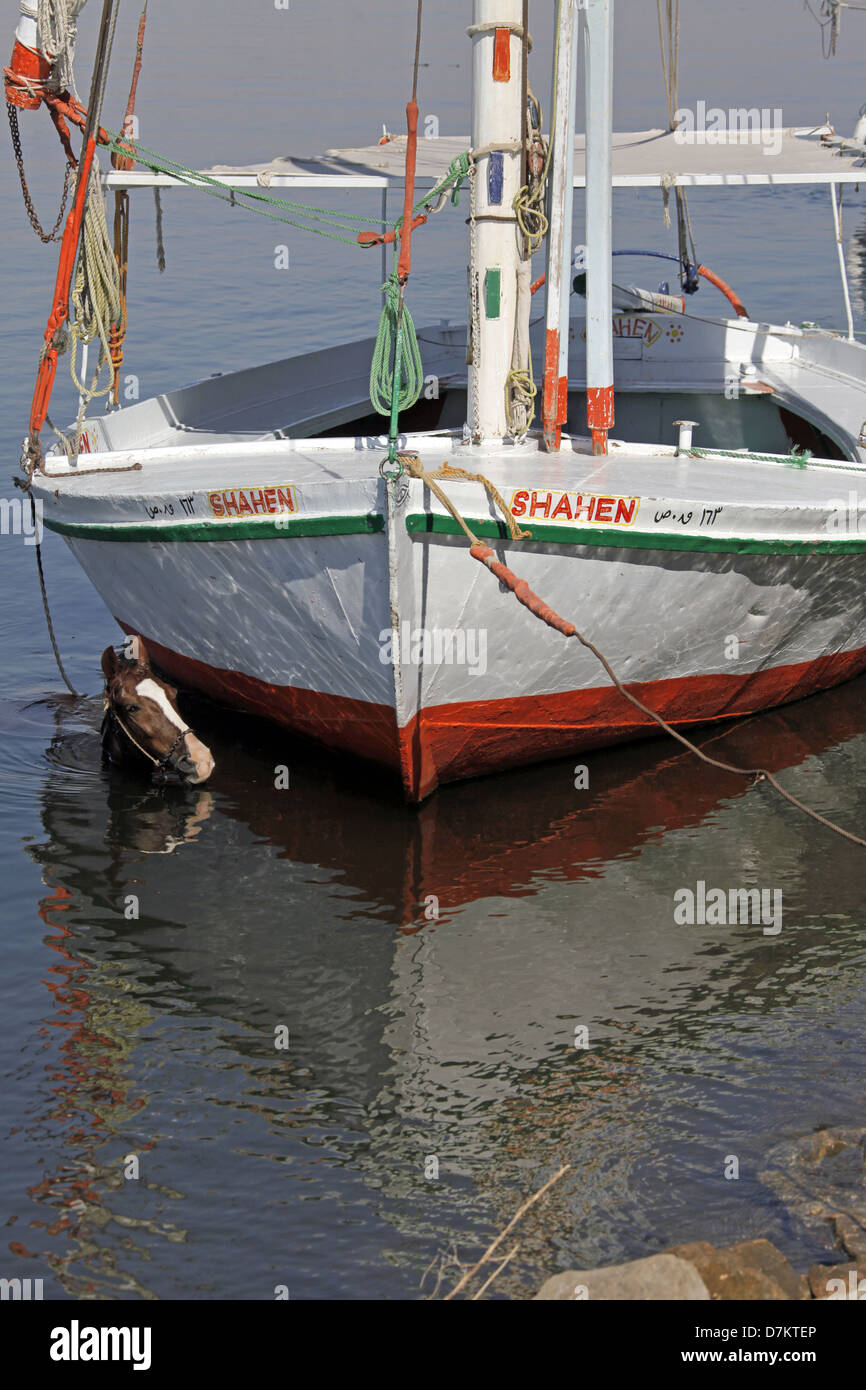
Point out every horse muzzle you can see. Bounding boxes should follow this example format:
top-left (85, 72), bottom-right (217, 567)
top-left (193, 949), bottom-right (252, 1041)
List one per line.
top-left (174, 732), bottom-right (215, 784)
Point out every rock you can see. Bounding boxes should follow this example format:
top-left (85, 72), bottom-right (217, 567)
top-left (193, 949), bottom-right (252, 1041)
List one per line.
top-left (808, 1262), bottom-right (866, 1299)
top-left (760, 1127), bottom-right (866, 1260)
top-left (728, 1239), bottom-right (810, 1299)
top-left (666, 1239), bottom-right (804, 1301)
top-left (830, 1214), bottom-right (866, 1262)
top-left (534, 1253), bottom-right (709, 1301)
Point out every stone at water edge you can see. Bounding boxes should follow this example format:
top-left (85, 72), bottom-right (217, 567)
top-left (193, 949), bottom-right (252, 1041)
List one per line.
top-left (534, 1253), bottom-right (710, 1301)
top-left (759, 1126), bottom-right (866, 1261)
top-left (808, 1262), bottom-right (866, 1300)
top-left (831, 1213), bottom-right (866, 1262)
top-left (665, 1239), bottom-right (808, 1301)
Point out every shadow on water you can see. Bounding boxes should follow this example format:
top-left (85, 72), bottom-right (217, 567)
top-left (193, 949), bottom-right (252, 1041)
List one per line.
top-left (5, 678), bottom-right (866, 1297)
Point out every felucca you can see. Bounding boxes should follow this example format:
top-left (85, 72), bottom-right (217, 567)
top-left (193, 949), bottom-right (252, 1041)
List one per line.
top-left (11, 0), bottom-right (866, 799)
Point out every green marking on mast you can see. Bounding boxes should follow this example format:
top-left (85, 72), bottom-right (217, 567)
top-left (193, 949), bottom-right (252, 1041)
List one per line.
top-left (484, 267), bottom-right (501, 319)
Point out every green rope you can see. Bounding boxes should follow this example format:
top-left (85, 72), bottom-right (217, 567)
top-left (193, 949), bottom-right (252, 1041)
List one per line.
top-left (690, 446), bottom-right (813, 466)
top-left (398, 151), bottom-right (471, 228)
top-left (100, 129), bottom-right (468, 471)
top-left (103, 131), bottom-right (471, 248)
top-left (104, 129), bottom-right (469, 246)
top-left (103, 129), bottom-right (387, 244)
top-left (370, 270), bottom-right (423, 418)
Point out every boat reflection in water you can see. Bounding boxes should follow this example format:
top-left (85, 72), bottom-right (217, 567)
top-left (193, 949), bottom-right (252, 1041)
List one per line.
top-left (19, 680), bottom-right (866, 1297)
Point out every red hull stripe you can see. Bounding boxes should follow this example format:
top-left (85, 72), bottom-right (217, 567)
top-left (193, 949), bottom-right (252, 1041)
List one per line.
top-left (118, 625), bottom-right (401, 772)
top-left (118, 622), bottom-right (866, 803)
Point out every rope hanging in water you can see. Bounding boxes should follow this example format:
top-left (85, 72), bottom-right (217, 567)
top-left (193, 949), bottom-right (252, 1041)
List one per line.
top-left (411, 457), bottom-right (866, 850)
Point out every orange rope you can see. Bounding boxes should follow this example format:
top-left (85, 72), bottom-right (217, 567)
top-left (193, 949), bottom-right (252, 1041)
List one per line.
top-left (697, 264), bottom-right (749, 319)
top-left (470, 543), bottom-right (576, 635)
top-left (466, 543), bottom-right (866, 848)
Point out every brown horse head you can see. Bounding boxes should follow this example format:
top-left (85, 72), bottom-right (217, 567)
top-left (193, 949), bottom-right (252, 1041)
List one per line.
top-left (101, 637), bottom-right (215, 785)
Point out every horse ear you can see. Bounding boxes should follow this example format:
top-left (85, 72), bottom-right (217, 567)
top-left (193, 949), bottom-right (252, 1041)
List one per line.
top-left (101, 646), bottom-right (119, 681)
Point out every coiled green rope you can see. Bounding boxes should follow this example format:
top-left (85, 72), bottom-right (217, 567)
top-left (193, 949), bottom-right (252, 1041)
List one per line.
top-left (369, 270), bottom-right (423, 417)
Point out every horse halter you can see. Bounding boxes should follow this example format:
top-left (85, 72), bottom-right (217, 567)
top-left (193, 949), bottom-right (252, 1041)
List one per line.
top-left (102, 694), bottom-right (190, 777)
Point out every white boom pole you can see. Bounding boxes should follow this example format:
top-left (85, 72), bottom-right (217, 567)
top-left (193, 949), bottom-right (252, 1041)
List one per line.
top-left (542, 0), bottom-right (579, 452)
top-left (582, 0), bottom-right (615, 455)
top-left (468, 0), bottom-right (525, 441)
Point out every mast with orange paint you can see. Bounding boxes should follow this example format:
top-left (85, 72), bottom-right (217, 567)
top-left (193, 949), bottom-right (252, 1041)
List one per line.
top-left (581, 0), bottom-right (615, 456)
top-left (542, 0), bottom-right (615, 456)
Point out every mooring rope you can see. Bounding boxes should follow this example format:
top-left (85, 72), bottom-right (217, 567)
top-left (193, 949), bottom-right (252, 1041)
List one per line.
top-left (26, 490), bottom-right (80, 697)
top-left (401, 455), bottom-right (530, 541)
top-left (408, 460), bottom-right (866, 848)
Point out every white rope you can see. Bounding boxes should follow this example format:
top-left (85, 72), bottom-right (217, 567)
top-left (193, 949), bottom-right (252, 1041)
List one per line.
top-left (467, 21), bottom-right (532, 50)
top-left (506, 258), bottom-right (535, 439)
top-left (471, 140), bottom-right (523, 158)
top-left (68, 157), bottom-right (122, 410)
top-left (37, 0), bottom-right (88, 98)
top-left (42, 0), bottom-right (123, 456)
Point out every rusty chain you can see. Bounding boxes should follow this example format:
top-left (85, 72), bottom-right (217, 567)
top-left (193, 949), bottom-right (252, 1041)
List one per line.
top-left (7, 101), bottom-right (73, 243)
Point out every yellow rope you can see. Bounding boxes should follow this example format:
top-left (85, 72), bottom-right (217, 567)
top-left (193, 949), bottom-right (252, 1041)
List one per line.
top-left (401, 455), bottom-right (531, 542)
top-left (505, 360), bottom-right (537, 436)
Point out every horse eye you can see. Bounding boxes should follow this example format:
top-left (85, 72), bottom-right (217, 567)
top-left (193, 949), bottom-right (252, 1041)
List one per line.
top-left (126, 702), bottom-right (140, 713)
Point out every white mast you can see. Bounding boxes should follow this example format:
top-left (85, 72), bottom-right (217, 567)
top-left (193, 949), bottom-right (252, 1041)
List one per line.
top-left (541, 0), bottom-right (579, 452)
top-left (468, 0), bottom-right (525, 441)
top-left (581, 0), bottom-right (615, 455)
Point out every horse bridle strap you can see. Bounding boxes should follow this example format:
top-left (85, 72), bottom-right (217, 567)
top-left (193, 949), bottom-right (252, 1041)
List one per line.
top-left (103, 697), bottom-right (189, 771)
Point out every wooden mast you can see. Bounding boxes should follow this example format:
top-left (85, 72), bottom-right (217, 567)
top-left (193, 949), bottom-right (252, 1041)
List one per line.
top-left (468, 0), bottom-right (525, 441)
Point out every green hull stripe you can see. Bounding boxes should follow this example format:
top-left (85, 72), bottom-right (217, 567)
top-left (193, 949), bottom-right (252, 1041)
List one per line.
top-left (405, 513), bottom-right (866, 556)
top-left (41, 507), bottom-right (866, 556)
top-left (43, 512), bottom-right (385, 543)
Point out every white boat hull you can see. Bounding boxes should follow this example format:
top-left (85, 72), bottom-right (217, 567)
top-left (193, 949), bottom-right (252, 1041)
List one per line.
top-left (38, 422), bottom-right (866, 799)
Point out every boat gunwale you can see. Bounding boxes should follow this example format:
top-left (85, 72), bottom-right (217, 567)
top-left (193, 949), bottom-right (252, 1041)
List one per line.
top-left (40, 506), bottom-right (866, 555)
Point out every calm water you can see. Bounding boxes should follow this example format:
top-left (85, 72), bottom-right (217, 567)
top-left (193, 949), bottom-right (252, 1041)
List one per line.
top-left (1, 2), bottom-right (865, 1300)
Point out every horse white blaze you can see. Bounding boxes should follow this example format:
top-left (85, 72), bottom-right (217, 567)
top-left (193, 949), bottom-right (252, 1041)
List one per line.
top-left (135, 678), bottom-right (189, 732)
top-left (135, 678), bottom-right (215, 783)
